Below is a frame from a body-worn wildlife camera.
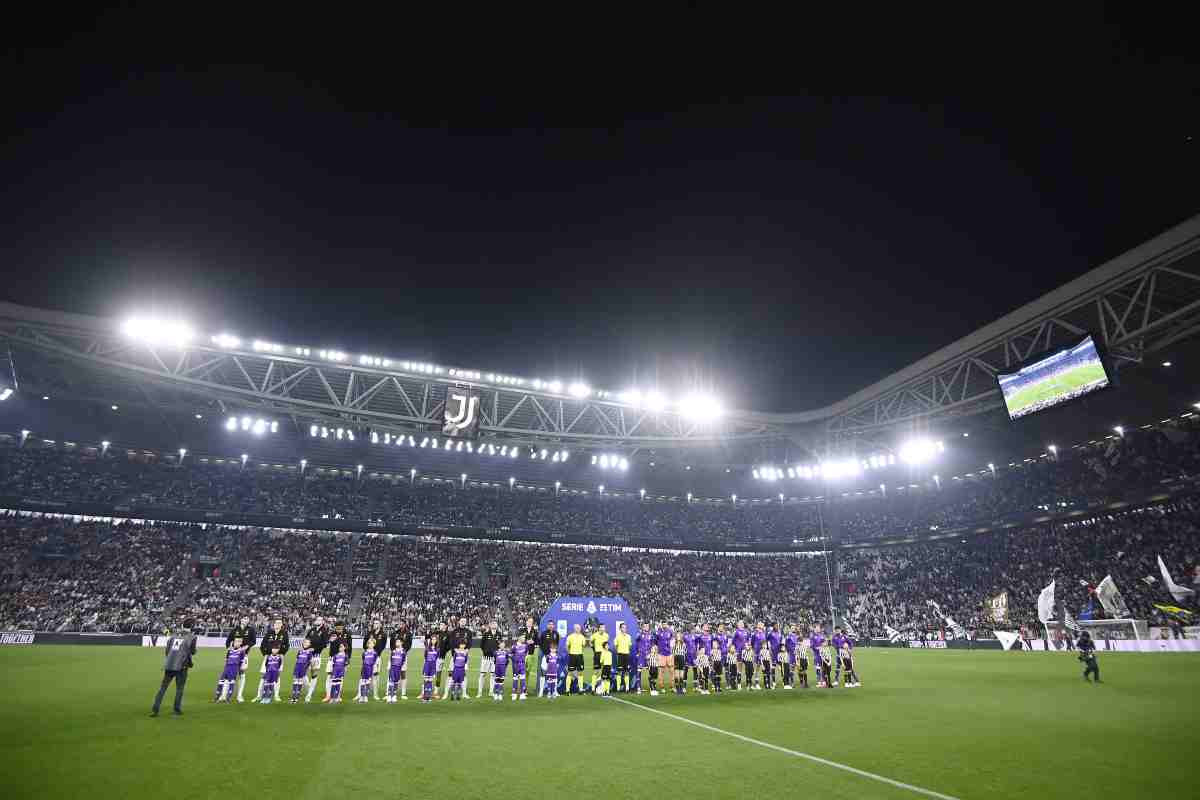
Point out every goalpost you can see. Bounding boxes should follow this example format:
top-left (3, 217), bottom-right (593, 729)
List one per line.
top-left (1043, 618), bottom-right (1148, 649)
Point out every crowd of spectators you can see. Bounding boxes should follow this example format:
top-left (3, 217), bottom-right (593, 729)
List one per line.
top-left (3, 421), bottom-right (1198, 548)
top-left (1, 497), bottom-right (1194, 636)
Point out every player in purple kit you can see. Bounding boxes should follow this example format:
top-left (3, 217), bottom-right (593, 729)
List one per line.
top-left (715, 623), bottom-right (729, 657)
top-left (357, 638), bottom-right (379, 703)
top-left (327, 644), bottom-right (349, 703)
top-left (783, 626), bottom-right (799, 689)
top-left (544, 647), bottom-right (560, 699)
top-left (259, 646), bottom-right (283, 703)
top-left (635, 628), bottom-right (652, 693)
top-left (420, 635), bottom-right (440, 702)
top-left (387, 640), bottom-right (408, 702)
top-left (809, 626), bottom-right (828, 688)
top-left (449, 641), bottom-right (469, 700)
top-left (291, 640), bottom-right (315, 703)
top-left (731, 621), bottom-right (749, 664)
top-left (510, 638), bottom-right (529, 700)
top-left (214, 637), bottom-right (244, 703)
top-left (492, 641), bottom-right (510, 700)
top-left (767, 624), bottom-right (783, 686)
top-left (698, 625), bottom-right (713, 666)
top-left (830, 629), bottom-right (847, 686)
top-left (654, 622), bottom-right (673, 694)
top-left (683, 626), bottom-right (699, 691)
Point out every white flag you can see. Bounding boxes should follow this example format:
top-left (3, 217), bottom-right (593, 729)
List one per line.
top-left (994, 630), bottom-right (1020, 651)
top-left (884, 624), bottom-right (903, 643)
top-left (1158, 555), bottom-right (1196, 603)
top-left (1037, 580), bottom-right (1056, 624)
top-left (1096, 575), bottom-right (1131, 618)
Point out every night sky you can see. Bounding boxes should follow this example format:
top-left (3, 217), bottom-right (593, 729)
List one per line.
top-left (3, 14), bottom-right (1198, 414)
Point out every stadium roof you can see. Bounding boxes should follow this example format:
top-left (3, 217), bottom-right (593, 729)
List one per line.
top-left (2, 215), bottom-right (1199, 459)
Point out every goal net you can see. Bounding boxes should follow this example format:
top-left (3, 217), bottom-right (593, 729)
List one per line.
top-left (1043, 618), bottom-right (1147, 648)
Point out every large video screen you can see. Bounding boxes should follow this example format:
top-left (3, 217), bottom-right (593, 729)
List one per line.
top-left (996, 334), bottom-right (1111, 420)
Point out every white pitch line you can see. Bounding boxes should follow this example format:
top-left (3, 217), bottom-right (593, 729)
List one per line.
top-left (608, 696), bottom-right (962, 800)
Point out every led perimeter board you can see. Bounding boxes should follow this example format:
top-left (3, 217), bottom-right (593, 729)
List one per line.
top-left (996, 334), bottom-right (1112, 420)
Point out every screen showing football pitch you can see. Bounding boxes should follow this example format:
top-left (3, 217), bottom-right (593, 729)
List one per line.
top-left (997, 334), bottom-right (1111, 420)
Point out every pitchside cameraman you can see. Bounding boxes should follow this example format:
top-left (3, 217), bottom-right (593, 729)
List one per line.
top-left (151, 623), bottom-right (197, 716)
top-left (1077, 631), bottom-right (1101, 683)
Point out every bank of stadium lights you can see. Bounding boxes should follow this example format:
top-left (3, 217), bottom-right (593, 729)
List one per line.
top-left (307, 424), bottom-right (352, 441)
top-left (898, 438), bottom-right (944, 465)
top-left (227, 415), bottom-right (279, 435)
top-left (121, 316), bottom-right (195, 348)
top-left (591, 453), bottom-right (629, 471)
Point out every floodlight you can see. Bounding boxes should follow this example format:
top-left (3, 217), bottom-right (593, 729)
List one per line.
top-left (371, 431), bottom-right (379, 444)
top-left (540, 448), bottom-right (548, 459)
top-left (444, 439), bottom-right (452, 450)
top-left (509, 476), bottom-right (515, 487)
top-left (599, 485), bottom-right (605, 494)
top-left (111, 404), bottom-right (119, 411)
top-left (194, 414), bottom-right (202, 420)
top-left (731, 494), bottom-right (737, 503)
top-left (753, 469), bottom-right (760, 479)
top-left (457, 441), bottom-right (463, 451)
top-left (640, 488), bottom-right (646, 499)
top-left (568, 382), bottom-right (591, 398)
top-left (242, 416), bottom-right (252, 431)
top-left (1048, 444), bottom-right (1058, 455)
top-left (300, 459), bottom-right (307, 469)
top-left (212, 333), bottom-right (241, 348)
top-left (548, 380), bottom-right (563, 393)
top-left (179, 448), bottom-right (187, 457)
top-left (678, 392), bottom-right (722, 421)
top-left (561, 450), bottom-right (569, 461)
top-left (253, 419), bottom-right (267, 435)
top-left (228, 417), bottom-right (239, 432)
top-left (779, 493), bottom-right (784, 502)
top-left (645, 391), bottom-right (667, 412)
top-left (510, 448), bottom-right (517, 458)
top-left (619, 389), bottom-right (644, 407)
top-left (100, 440), bottom-right (110, 453)
top-left (240, 453), bottom-right (248, 465)
top-left (357, 464), bottom-right (363, 475)
top-left (0, 388), bottom-right (12, 401)
top-left (1113, 425), bottom-right (1124, 437)
top-left (898, 438), bottom-right (938, 465)
top-left (619, 458), bottom-right (629, 470)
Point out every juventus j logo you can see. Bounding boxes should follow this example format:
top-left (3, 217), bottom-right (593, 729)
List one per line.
top-left (444, 393), bottom-right (479, 435)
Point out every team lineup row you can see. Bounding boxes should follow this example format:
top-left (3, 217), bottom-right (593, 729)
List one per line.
top-left (208, 616), bottom-right (862, 704)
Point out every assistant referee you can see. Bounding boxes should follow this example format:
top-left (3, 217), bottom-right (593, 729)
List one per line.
top-left (566, 624), bottom-right (586, 695)
top-left (614, 623), bottom-right (632, 692)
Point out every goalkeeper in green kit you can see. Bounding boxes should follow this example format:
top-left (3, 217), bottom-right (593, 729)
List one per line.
top-left (1077, 631), bottom-right (1100, 683)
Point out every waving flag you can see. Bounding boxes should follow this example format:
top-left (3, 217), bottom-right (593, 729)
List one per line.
top-left (884, 624), bottom-right (904, 644)
top-left (1037, 581), bottom-right (1056, 624)
top-left (1158, 556), bottom-right (1196, 603)
top-left (1096, 575), bottom-right (1131, 618)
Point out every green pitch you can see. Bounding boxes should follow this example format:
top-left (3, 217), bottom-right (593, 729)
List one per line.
top-left (2, 646), bottom-right (1197, 799)
top-left (1003, 361), bottom-right (1107, 417)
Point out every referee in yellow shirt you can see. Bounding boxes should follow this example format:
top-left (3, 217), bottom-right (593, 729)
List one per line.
top-left (566, 624), bottom-right (586, 695)
top-left (589, 624), bottom-right (609, 677)
top-left (613, 623), bottom-right (632, 692)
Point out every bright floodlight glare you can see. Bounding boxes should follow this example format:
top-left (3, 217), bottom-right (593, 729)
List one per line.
top-left (547, 380), bottom-right (563, 393)
top-left (1048, 444), bottom-right (1058, 453)
top-left (101, 440), bottom-right (110, 448)
top-left (510, 448), bottom-right (517, 458)
top-left (644, 391), bottom-right (667, 412)
top-left (1114, 425), bottom-right (1124, 436)
top-left (898, 438), bottom-right (939, 465)
top-left (179, 448), bottom-right (187, 456)
top-left (640, 488), bottom-right (646, 498)
top-left (212, 333), bottom-right (241, 348)
top-left (508, 476), bottom-right (515, 486)
top-left (0, 388), bottom-right (12, 401)
top-left (240, 453), bottom-right (248, 464)
top-left (678, 392), bottom-right (722, 421)
top-left (227, 417), bottom-right (239, 432)
top-left (567, 382), bottom-right (591, 398)
top-left (752, 469), bottom-right (760, 479)
top-left (122, 316), bottom-right (195, 347)
top-left (300, 458), bottom-right (307, 467)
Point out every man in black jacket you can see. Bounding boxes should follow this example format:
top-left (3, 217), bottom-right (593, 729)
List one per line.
top-left (226, 615), bottom-right (257, 702)
top-left (433, 621), bottom-right (451, 699)
top-left (538, 621), bottom-right (560, 697)
top-left (253, 618), bottom-right (289, 702)
top-left (303, 617), bottom-right (331, 702)
top-left (444, 618), bottom-right (473, 699)
top-left (478, 620), bottom-right (500, 700)
top-left (364, 618), bottom-right (388, 699)
top-left (151, 624), bottom-right (197, 716)
top-left (518, 616), bottom-right (538, 695)
top-left (388, 621), bottom-right (413, 700)
top-left (324, 621), bottom-right (353, 701)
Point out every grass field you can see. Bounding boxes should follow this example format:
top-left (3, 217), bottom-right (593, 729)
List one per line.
top-left (1003, 361), bottom-right (1107, 417)
top-left (2, 645), bottom-right (1197, 799)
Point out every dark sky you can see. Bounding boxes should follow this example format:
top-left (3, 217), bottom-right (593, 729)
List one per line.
top-left (3, 13), bottom-right (1198, 414)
